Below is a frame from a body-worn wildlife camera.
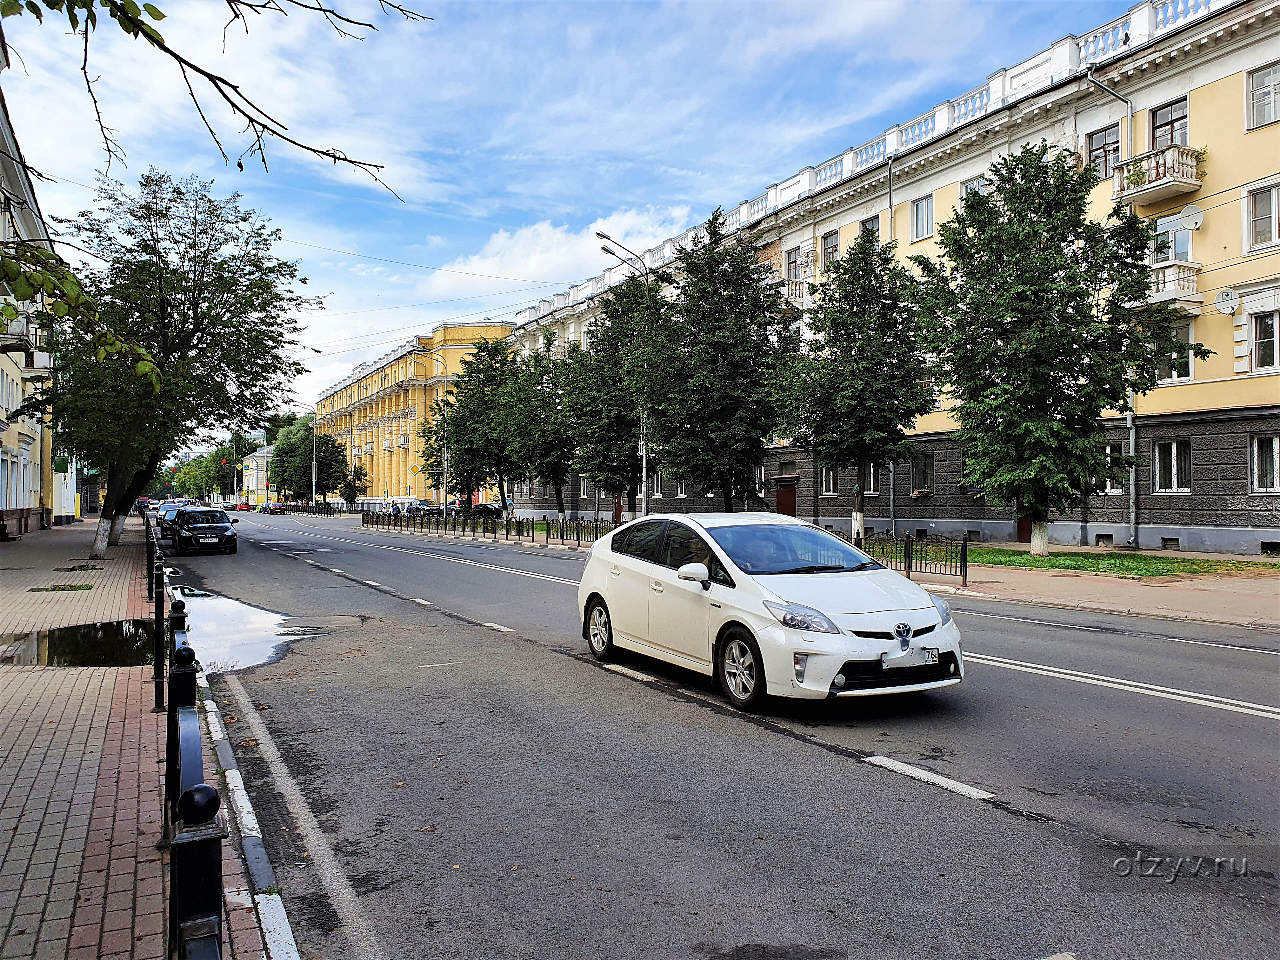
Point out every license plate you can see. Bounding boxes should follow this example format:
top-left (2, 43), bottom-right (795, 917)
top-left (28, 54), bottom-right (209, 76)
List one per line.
top-left (921, 648), bottom-right (939, 664)
top-left (199, 537), bottom-right (217, 543)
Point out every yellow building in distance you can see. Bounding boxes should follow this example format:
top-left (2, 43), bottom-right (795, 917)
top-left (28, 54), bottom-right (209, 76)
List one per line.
top-left (314, 322), bottom-right (512, 506)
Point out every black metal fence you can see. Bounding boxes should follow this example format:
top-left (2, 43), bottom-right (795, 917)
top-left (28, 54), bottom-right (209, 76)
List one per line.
top-left (280, 502), bottom-right (362, 516)
top-left (361, 511), bottom-right (617, 547)
top-left (844, 531), bottom-right (969, 585)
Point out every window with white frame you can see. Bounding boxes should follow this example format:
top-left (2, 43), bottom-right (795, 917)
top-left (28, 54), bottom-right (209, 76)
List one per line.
top-left (911, 452), bottom-right (934, 493)
top-left (755, 464), bottom-right (766, 497)
top-left (1087, 124), bottom-right (1120, 179)
top-left (862, 461), bottom-right (880, 496)
top-left (820, 467), bottom-right (838, 496)
top-left (1254, 311), bottom-right (1278, 370)
top-left (1153, 438), bottom-right (1191, 492)
top-left (1248, 62), bottom-right (1278, 130)
top-left (1151, 215), bottom-right (1191, 264)
top-left (860, 215), bottom-right (879, 240)
top-left (961, 176), bottom-right (987, 198)
top-left (1151, 97), bottom-right (1188, 149)
top-left (676, 479), bottom-right (687, 498)
top-left (1249, 185), bottom-right (1278, 249)
top-left (911, 196), bottom-right (933, 241)
top-left (1254, 435), bottom-right (1280, 492)
top-left (822, 230), bottom-right (839, 268)
top-left (1103, 441), bottom-right (1126, 494)
top-left (1158, 321), bottom-right (1193, 382)
top-left (650, 470), bottom-right (662, 498)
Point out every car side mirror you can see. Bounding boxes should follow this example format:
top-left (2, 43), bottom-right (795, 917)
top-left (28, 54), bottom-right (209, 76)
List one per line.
top-left (677, 562), bottom-right (711, 590)
top-left (231, 518), bottom-right (239, 524)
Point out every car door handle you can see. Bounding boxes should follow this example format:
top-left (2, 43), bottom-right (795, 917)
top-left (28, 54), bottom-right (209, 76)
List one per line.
top-left (609, 566), bottom-right (620, 578)
top-left (651, 581), bottom-right (663, 593)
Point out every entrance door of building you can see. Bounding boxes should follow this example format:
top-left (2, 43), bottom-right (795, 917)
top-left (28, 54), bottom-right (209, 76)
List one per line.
top-left (775, 476), bottom-right (798, 517)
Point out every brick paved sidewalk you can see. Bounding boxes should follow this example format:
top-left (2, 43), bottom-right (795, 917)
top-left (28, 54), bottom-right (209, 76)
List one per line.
top-left (0, 520), bottom-right (150, 636)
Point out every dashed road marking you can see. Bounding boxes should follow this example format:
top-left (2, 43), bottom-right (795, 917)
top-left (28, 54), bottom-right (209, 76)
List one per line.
top-left (602, 663), bottom-right (657, 683)
top-left (865, 756), bottom-right (995, 801)
top-left (410, 598), bottom-right (433, 606)
top-left (483, 622), bottom-right (514, 633)
top-left (363, 580), bottom-right (383, 587)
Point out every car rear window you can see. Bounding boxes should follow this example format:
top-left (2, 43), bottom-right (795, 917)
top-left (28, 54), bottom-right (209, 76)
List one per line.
top-left (613, 520), bottom-right (667, 563)
top-left (180, 511), bottom-right (228, 525)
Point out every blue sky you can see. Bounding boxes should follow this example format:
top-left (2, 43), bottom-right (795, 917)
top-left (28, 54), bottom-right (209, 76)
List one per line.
top-left (4, 0), bottom-right (1125, 404)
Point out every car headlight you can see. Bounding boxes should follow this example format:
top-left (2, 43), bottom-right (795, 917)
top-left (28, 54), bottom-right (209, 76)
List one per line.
top-left (931, 594), bottom-right (952, 626)
top-left (763, 600), bottom-right (839, 634)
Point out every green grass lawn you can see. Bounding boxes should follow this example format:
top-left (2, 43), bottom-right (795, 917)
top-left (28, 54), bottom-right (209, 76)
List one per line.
top-left (967, 546), bottom-right (1280, 577)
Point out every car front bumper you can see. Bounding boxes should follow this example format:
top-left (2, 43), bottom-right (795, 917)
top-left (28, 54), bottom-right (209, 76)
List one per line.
top-left (760, 619), bottom-right (964, 699)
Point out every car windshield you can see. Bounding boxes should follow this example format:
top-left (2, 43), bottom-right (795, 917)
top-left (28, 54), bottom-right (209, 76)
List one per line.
top-left (181, 511), bottom-right (228, 525)
top-left (704, 523), bottom-right (881, 575)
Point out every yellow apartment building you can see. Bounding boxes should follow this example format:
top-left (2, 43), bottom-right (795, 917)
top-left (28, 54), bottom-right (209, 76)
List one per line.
top-left (314, 321), bottom-right (513, 506)
top-left (508, 0), bottom-right (1280, 554)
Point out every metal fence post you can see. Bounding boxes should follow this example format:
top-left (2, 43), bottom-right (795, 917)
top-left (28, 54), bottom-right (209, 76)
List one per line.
top-left (960, 533), bottom-right (969, 587)
top-left (903, 535), bottom-right (914, 579)
top-left (152, 562), bottom-right (165, 712)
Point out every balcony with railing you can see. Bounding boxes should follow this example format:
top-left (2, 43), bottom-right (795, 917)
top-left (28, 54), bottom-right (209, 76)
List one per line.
top-left (1112, 145), bottom-right (1202, 204)
top-left (1148, 260), bottom-right (1201, 306)
top-left (1, 316), bottom-right (33, 355)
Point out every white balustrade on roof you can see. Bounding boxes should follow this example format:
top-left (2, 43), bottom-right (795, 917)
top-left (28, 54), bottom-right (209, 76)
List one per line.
top-left (815, 156), bottom-right (844, 188)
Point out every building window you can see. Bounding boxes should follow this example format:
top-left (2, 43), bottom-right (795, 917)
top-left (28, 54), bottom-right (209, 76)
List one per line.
top-left (1158, 321), bottom-right (1193, 382)
top-left (1151, 97), bottom-right (1188, 149)
top-left (1151, 216), bottom-right (1191, 264)
top-left (961, 176), bottom-right (987, 198)
top-left (860, 215), bottom-right (879, 240)
top-left (911, 452), bottom-right (934, 494)
top-left (676, 480), bottom-right (687, 498)
top-left (755, 464), bottom-right (766, 497)
top-left (1254, 435), bottom-right (1280, 492)
top-left (911, 196), bottom-right (933, 241)
top-left (785, 247), bottom-right (804, 300)
top-left (1254, 311), bottom-right (1278, 370)
top-left (1087, 124), bottom-right (1120, 178)
top-left (820, 467), bottom-right (838, 496)
top-left (1249, 185), bottom-right (1278, 248)
top-left (1153, 438), bottom-right (1191, 492)
top-left (650, 471), bottom-right (662, 498)
top-left (1103, 441), bottom-right (1126, 494)
top-left (822, 230), bottom-right (839, 267)
top-left (862, 461), bottom-right (880, 496)
top-left (1248, 62), bottom-right (1278, 130)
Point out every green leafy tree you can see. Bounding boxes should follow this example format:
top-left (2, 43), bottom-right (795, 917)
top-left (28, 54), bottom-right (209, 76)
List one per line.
top-left (22, 170), bottom-right (310, 556)
top-left (787, 231), bottom-right (935, 536)
top-left (568, 273), bottom-right (664, 513)
top-left (271, 418), bottom-right (349, 501)
top-left (913, 142), bottom-right (1204, 555)
top-left (174, 455), bottom-right (215, 500)
top-left (646, 209), bottom-right (795, 511)
top-left (418, 339), bottom-right (521, 511)
top-left (510, 331), bottom-right (577, 516)
top-left (264, 413), bottom-right (302, 446)
top-left (338, 464), bottom-right (369, 505)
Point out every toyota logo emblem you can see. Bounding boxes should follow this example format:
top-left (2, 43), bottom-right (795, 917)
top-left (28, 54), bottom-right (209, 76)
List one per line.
top-left (894, 622), bottom-right (911, 650)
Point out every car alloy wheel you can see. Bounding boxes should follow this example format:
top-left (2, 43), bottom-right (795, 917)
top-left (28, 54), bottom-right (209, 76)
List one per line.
top-left (719, 631), bottom-right (765, 710)
top-left (586, 600), bottom-right (613, 661)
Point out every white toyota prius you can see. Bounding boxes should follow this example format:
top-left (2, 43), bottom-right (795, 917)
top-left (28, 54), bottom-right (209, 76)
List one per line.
top-left (577, 512), bottom-right (964, 710)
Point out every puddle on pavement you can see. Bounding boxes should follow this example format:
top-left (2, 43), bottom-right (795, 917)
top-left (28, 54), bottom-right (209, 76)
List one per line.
top-left (172, 585), bottom-right (315, 674)
top-left (0, 620), bottom-right (155, 667)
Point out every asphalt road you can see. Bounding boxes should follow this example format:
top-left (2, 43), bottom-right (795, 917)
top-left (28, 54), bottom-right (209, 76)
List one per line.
top-left (172, 513), bottom-right (1280, 960)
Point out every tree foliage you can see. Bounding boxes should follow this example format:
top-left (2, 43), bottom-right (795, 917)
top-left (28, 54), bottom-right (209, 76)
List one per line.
top-left (338, 463), bottom-right (369, 505)
top-left (786, 230), bottom-right (935, 533)
top-left (912, 142), bottom-right (1205, 553)
top-left (270, 417), bottom-right (348, 501)
top-left (646, 209), bottom-right (796, 510)
top-left (508, 331), bottom-right (578, 515)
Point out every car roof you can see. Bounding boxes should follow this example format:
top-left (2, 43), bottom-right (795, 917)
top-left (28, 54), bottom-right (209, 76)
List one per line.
top-left (628, 512), bottom-right (809, 530)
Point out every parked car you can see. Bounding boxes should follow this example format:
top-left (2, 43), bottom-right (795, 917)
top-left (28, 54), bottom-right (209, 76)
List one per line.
top-left (257, 502), bottom-right (285, 515)
top-left (470, 503), bottom-right (504, 519)
top-left (156, 504), bottom-right (185, 539)
top-left (171, 507), bottom-right (239, 555)
top-left (576, 513), bottom-right (963, 710)
top-left (234, 503), bottom-right (253, 512)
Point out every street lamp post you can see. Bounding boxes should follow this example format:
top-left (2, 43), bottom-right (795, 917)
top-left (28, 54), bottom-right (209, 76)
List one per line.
top-left (597, 231), bottom-right (652, 517)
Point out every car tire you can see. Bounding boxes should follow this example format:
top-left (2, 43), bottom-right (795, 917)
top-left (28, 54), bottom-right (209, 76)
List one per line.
top-left (717, 628), bottom-right (767, 711)
top-left (585, 598), bottom-right (614, 661)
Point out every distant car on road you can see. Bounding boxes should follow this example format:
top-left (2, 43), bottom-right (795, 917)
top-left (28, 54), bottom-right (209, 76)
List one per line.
top-left (171, 507), bottom-right (239, 555)
top-left (257, 503), bottom-right (285, 515)
top-left (156, 504), bottom-right (185, 539)
top-left (234, 503), bottom-right (252, 511)
top-left (576, 513), bottom-right (963, 710)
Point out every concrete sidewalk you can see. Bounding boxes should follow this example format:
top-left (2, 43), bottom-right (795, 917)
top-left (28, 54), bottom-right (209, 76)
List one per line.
top-left (918, 563), bottom-right (1280, 629)
top-left (0, 519), bottom-right (278, 960)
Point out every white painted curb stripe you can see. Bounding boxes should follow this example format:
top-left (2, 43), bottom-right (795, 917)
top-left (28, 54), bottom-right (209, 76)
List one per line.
top-left (254, 893), bottom-right (303, 960)
top-left (483, 622), bottom-right (514, 632)
top-left (410, 598), bottom-right (433, 606)
top-left (204, 703), bottom-right (226, 742)
top-left (602, 663), bottom-right (656, 683)
top-left (223, 769), bottom-right (263, 839)
top-left (865, 756), bottom-right (995, 800)
top-left (363, 580), bottom-right (383, 586)
top-left (965, 652), bottom-right (1280, 719)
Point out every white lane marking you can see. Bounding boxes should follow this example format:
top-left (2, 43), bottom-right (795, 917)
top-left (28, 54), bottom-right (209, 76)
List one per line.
top-left (965, 652), bottom-right (1280, 720)
top-left (363, 580), bottom-right (383, 587)
top-left (329, 568), bottom-right (345, 574)
top-left (958, 609), bottom-right (1278, 656)
top-left (418, 661), bottom-right (463, 668)
top-left (222, 769), bottom-right (263, 839)
top-left (483, 622), bottom-right (514, 633)
top-left (223, 675), bottom-right (388, 960)
top-left (865, 756), bottom-right (995, 801)
top-left (956, 610), bottom-right (1106, 632)
top-left (253, 892), bottom-right (303, 960)
top-left (410, 598), bottom-right (433, 606)
top-left (602, 663), bottom-right (657, 683)
top-left (1162, 635), bottom-right (1280, 656)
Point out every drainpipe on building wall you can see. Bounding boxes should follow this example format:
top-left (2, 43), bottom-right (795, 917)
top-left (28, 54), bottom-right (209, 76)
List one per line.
top-left (888, 462), bottom-right (896, 537)
top-left (1086, 67), bottom-right (1139, 546)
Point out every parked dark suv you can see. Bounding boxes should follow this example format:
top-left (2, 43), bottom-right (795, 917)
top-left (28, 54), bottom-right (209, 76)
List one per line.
top-left (171, 507), bottom-right (239, 555)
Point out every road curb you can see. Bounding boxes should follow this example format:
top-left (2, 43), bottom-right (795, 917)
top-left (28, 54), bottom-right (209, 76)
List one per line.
top-left (197, 671), bottom-right (303, 960)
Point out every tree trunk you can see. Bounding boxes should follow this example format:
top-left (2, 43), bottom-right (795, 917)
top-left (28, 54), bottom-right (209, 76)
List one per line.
top-left (1030, 519), bottom-right (1050, 557)
top-left (107, 514), bottom-right (127, 545)
top-left (553, 483), bottom-right (566, 519)
top-left (722, 480), bottom-right (734, 513)
top-left (811, 446), bottom-right (819, 525)
top-left (496, 472), bottom-right (509, 514)
top-left (626, 484), bottom-right (636, 515)
top-left (853, 462), bottom-right (867, 540)
top-left (90, 517), bottom-right (113, 559)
